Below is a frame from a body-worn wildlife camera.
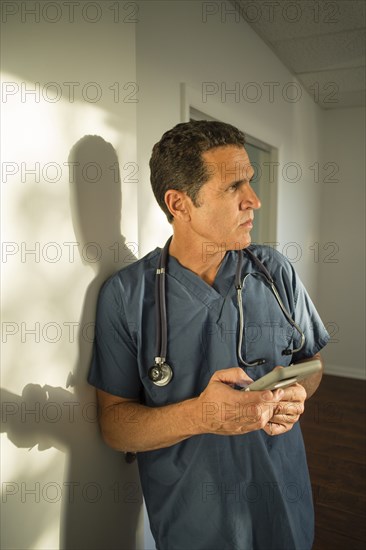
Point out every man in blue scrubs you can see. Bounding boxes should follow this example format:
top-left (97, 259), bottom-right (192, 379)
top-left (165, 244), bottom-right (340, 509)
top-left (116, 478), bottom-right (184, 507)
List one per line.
top-left (88, 121), bottom-right (329, 549)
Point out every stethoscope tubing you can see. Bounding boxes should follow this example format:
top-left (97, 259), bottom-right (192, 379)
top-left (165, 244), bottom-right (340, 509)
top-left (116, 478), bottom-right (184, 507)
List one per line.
top-left (151, 237), bottom-right (306, 382)
top-left (155, 236), bottom-right (171, 364)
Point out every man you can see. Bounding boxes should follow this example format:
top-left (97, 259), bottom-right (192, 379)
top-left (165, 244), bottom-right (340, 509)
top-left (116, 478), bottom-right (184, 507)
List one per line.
top-left (88, 121), bottom-right (330, 549)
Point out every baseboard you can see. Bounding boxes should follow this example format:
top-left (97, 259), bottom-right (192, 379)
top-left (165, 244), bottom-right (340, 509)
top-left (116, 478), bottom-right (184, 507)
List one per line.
top-left (324, 363), bottom-right (366, 380)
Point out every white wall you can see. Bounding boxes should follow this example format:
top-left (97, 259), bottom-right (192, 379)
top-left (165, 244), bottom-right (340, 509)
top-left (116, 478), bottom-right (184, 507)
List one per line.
top-left (1, 3), bottom-right (143, 549)
top-left (318, 107), bottom-right (366, 379)
top-left (136, 0), bottom-right (324, 300)
top-left (1, 1), bottom-right (364, 550)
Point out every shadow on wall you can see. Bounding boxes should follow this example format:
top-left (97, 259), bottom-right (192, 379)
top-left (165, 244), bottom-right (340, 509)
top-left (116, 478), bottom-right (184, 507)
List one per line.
top-left (1, 136), bottom-right (141, 549)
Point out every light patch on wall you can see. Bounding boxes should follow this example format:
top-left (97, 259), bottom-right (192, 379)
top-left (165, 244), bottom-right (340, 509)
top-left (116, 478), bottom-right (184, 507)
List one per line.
top-left (1, 72), bottom-right (121, 159)
top-left (1, 70), bottom-right (135, 548)
top-left (1, 9), bottom-right (141, 547)
top-left (32, 519), bottom-right (61, 550)
top-left (1, 72), bottom-right (132, 393)
top-left (0, 435), bottom-right (63, 487)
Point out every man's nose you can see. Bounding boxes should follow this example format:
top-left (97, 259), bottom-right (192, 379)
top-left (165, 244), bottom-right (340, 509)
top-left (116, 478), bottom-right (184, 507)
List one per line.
top-left (240, 184), bottom-right (261, 210)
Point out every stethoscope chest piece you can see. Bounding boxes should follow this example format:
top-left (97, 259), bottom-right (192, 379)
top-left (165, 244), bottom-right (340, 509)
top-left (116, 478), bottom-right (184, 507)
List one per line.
top-left (148, 362), bottom-right (173, 386)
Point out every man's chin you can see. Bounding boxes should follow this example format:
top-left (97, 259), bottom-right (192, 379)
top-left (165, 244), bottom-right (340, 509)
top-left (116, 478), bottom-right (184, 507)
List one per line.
top-left (201, 236), bottom-right (252, 254)
top-left (225, 237), bottom-right (252, 251)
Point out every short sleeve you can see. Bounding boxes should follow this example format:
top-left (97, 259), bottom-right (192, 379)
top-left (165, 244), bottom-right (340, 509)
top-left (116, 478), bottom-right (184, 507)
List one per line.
top-left (87, 275), bottom-right (142, 399)
top-left (289, 267), bottom-right (330, 363)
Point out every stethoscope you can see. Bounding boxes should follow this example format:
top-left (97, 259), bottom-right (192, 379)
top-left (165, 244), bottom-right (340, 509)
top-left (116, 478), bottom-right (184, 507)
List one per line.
top-left (148, 237), bottom-right (305, 386)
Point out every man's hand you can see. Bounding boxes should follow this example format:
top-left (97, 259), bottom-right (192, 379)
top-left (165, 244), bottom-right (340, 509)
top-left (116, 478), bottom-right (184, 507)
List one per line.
top-left (262, 383), bottom-right (306, 437)
top-left (196, 367), bottom-right (285, 436)
top-left (97, 367), bottom-right (306, 453)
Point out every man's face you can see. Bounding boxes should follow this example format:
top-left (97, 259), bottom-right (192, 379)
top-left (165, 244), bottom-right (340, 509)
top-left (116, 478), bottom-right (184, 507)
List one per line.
top-left (186, 145), bottom-right (261, 252)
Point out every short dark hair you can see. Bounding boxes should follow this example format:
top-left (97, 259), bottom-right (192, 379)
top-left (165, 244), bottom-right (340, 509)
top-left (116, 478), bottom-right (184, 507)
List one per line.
top-left (149, 120), bottom-right (246, 223)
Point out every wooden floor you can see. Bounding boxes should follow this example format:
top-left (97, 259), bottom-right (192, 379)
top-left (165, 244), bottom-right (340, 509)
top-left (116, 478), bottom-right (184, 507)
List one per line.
top-left (300, 375), bottom-right (366, 549)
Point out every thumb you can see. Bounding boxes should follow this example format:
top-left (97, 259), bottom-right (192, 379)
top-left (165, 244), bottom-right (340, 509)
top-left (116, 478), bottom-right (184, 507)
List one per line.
top-left (212, 367), bottom-right (253, 387)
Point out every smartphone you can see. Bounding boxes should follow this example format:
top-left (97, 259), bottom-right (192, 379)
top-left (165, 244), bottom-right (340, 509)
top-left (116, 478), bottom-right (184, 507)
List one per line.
top-left (243, 359), bottom-right (322, 392)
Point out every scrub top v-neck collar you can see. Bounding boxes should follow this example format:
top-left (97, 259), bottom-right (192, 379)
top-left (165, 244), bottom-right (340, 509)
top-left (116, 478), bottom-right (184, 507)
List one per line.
top-left (157, 248), bottom-right (235, 314)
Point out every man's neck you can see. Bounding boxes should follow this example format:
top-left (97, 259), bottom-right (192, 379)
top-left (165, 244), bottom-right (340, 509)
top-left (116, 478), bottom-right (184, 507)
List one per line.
top-left (168, 234), bottom-right (226, 286)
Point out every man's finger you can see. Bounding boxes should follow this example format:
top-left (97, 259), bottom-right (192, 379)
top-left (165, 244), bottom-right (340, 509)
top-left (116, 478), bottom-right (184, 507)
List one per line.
top-left (212, 367), bottom-right (253, 385)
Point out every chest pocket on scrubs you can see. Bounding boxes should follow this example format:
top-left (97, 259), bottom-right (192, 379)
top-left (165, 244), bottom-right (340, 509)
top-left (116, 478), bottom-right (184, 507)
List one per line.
top-left (242, 276), bottom-right (294, 371)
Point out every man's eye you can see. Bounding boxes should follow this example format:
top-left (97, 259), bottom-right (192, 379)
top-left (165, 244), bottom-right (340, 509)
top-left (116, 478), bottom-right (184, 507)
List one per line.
top-left (228, 183), bottom-right (238, 192)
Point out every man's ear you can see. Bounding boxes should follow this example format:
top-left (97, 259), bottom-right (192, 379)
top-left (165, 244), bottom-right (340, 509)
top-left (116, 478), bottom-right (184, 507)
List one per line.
top-left (164, 189), bottom-right (191, 222)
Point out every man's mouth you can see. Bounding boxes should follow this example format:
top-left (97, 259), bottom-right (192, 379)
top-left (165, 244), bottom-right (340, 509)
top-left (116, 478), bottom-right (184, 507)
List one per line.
top-left (240, 219), bottom-right (253, 227)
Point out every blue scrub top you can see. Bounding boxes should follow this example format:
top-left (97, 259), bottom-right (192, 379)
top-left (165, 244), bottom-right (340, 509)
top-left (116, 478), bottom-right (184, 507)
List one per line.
top-left (88, 245), bottom-right (330, 550)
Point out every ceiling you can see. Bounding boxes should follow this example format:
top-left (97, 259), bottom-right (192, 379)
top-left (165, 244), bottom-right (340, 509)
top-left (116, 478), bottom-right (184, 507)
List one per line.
top-left (230, 0), bottom-right (366, 109)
